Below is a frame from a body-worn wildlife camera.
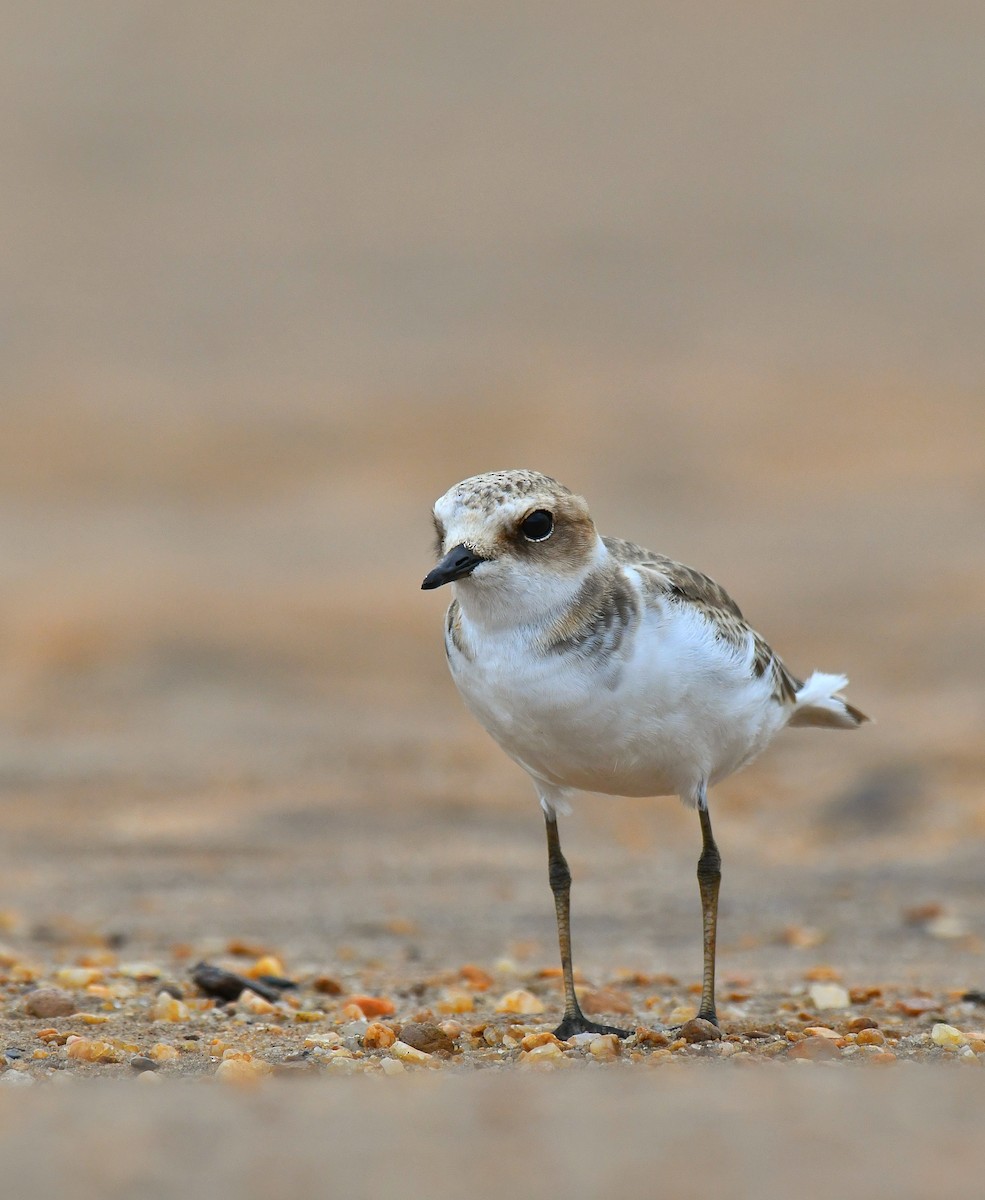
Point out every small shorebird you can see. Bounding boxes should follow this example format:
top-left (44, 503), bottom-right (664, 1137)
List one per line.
top-left (422, 470), bottom-right (867, 1038)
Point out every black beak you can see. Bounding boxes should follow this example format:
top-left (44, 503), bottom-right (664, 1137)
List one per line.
top-left (421, 543), bottom-right (487, 590)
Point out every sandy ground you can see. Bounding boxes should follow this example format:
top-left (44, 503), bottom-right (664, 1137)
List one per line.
top-left (2, 2), bottom-right (985, 1195)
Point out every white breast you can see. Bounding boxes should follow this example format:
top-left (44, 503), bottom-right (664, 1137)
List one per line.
top-left (447, 595), bottom-right (788, 806)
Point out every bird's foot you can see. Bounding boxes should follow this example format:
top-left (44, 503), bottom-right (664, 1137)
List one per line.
top-left (553, 1015), bottom-right (631, 1040)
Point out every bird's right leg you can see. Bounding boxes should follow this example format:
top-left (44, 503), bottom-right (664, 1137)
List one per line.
top-left (545, 814), bottom-right (630, 1040)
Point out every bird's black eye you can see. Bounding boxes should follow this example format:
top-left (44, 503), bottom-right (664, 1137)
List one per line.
top-left (519, 509), bottom-right (554, 542)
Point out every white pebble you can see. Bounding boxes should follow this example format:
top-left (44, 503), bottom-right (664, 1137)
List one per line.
top-left (808, 984), bottom-right (850, 1011)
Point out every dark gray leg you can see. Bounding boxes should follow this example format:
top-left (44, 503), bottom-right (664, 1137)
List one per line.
top-left (696, 804), bottom-right (722, 1025)
top-left (545, 815), bottom-right (629, 1039)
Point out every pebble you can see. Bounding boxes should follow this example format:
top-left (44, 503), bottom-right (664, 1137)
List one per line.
top-left (379, 1056), bottom-right (406, 1075)
top-left (587, 1035), bottom-right (621, 1060)
top-left (152, 994), bottom-right (190, 1022)
top-left (55, 968), bottom-right (103, 989)
top-left (896, 996), bottom-right (941, 1016)
top-left (847, 1016), bottom-right (879, 1031)
top-left (678, 1018), bottom-right (723, 1043)
top-left (436, 989), bottom-right (474, 1014)
top-left (931, 1023), bottom-right (966, 1048)
top-left (459, 965), bottom-right (494, 991)
top-left (396, 1022), bottom-right (456, 1055)
top-left (580, 988), bottom-right (635, 1016)
top-left (787, 1037), bottom-right (843, 1062)
top-left (522, 1041), bottom-right (564, 1063)
top-left (214, 1057), bottom-right (270, 1084)
top-left (117, 962), bottom-right (164, 981)
top-left (494, 989), bottom-right (544, 1015)
top-left (666, 1005), bottom-right (697, 1024)
top-left (312, 974), bottom-right (344, 995)
top-left (129, 1056), bottom-right (159, 1073)
top-left (856, 1028), bottom-right (886, 1046)
top-left (148, 1043), bottom-right (180, 1063)
top-left (22, 988), bottom-right (75, 1019)
top-left (192, 962), bottom-right (281, 1003)
top-left (362, 1023), bottom-right (397, 1050)
top-left (345, 995), bottom-right (395, 1018)
top-left (237, 989), bottom-right (278, 1016)
top-left (390, 1040), bottom-right (438, 1066)
top-left (66, 1038), bottom-right (122, 1063)
top-left (808, 984), bottom-right (850, 1011)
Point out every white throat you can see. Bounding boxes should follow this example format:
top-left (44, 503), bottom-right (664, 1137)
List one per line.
top-left (452, 536), bottom-right (609, 635)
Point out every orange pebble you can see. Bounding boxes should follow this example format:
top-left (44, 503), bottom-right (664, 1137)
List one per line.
top-left (345, 995), bottom-right (395, 1018)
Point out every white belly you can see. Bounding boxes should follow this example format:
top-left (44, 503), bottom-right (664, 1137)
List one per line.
top-left (448, 600), bottom-right (787, 804)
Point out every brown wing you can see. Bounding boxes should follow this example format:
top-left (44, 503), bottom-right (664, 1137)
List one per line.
top-left (602, 537), bottom-right (801, 705)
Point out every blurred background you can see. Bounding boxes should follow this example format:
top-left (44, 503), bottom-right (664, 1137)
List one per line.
top-left (1, 1), bottom-right (983, 985)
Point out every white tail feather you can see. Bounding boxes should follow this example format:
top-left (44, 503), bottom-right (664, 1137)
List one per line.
top-left (789, 672), bottom-right (867, 729)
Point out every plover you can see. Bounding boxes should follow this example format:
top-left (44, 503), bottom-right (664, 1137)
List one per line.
top-left (422, 470), bottom-right (867, 1038)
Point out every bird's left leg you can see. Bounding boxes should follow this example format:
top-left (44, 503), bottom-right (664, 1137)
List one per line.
top-left (545, 814), bottom-right (630, 1040)
top-left (696, 800), bottom-right (722, 1025)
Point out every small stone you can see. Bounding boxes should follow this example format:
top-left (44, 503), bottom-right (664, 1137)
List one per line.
top-left (494, 989), bottom-right (544, 1015)
top-left (634, 1027), bottom-right (671, 1047)
top-left (801, 1026), bottom-right (842, 1041)
top-left (312, 974), bottom-right (344, 995)
top-left (397, 1022), bottom-right (455, 1055)
top-left (304, 1033), bottom-right (343, 1049)
top-left (148, 1043), bottom-right (180, 1063)
top-left (389, 1040), bottom-right (437, 1066)
top-left (679, 1018), bottom-right (723, 1044)
top-left (292, 1010), bottom-right (325, 1023)
top-left (666, 1005), bottom-right (697, 1025)
top-left (246, 955), bottom-right (285, 979)
top-left (436, 989), bottom-right (474, 1014)
top-left (803, 965), bottom-right (842, 982)
top-left (588, 1034), bottom-right (621, 1060)
top-left (152, 994), bottom-right (190, 1022)
top-left (931, 1023), bottom-right (966, 1048)
top-left (23, 988), bottom-right (75, 1019)
top-left (55, 968), bottom-right (103, 989)
top-left (459, 965), bottom-right (494, 991)
top-left (379, 1056), bottom-right (406, 1075)
top-left (520, 1031), bottom-right (563, 1052)
top-left (787, 1036), bottom-right (843, 1061)
top-left (66, 1038), bottom-right (122, 1063)
top-left (214, 1056), bottom-right (270, 1084)
top-left (856, 1028), bottom-right (886, 1046)
top-left (579, 987), bottom-right (635, 1016)
top-left (237, 989), bottom-right (278, 1016)
top-left (118, 962), bottom-right (164, 981)
top-left (192, 962), bottom-right (281, 1003)
top-left (847, 1016), bottom-right (879, 1032)
top-left (345, 995), bottom-right (395, 1018)
top-left (896, 995), bottom-right (941, 1017)
top-left (362, 1023), bottom-right (397, 1050)
top-left (808, 984), bottom-right (850, 1011)
top-left (522, 1041), bottom-right (564, 1062)
top-left (130, 1056), bottom-right (159, 1073)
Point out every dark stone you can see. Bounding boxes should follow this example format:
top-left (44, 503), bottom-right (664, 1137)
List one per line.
top-left (130, 1056), bottom-right (159, 1072)
top-left (397, 1022), bottom-right (456, 1055)
top-left (190, 962), bottom-right (283, 1003)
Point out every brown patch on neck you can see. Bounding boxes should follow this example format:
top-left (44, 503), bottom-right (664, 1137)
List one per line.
top-left (542, 562), bottom-right (640, 658)
top-left (444, 599), bottom-right (472, 661)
